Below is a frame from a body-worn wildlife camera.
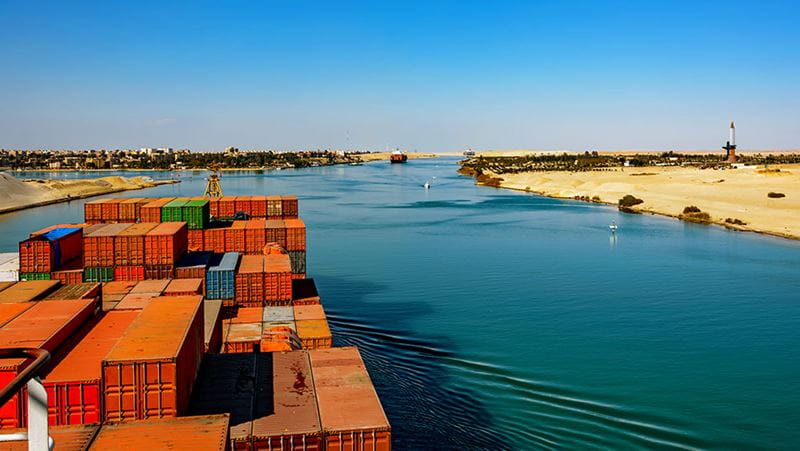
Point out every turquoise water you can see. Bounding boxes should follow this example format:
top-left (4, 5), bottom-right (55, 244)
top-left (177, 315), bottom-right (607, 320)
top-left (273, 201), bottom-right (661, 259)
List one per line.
top-left (3, 160), bottom-right (800, 449)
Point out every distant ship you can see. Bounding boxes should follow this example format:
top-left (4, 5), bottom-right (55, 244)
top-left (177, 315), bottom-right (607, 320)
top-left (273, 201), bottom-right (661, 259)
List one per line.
top-left (390, 150), bottom-right (408, 163)
top-left (463, 148), bottom-right (476, 157)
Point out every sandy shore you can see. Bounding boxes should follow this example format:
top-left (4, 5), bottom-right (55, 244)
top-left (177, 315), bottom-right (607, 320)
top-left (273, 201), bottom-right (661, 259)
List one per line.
top-left (0, 174), bottom-right (178, 215)
top-left (355, 152), bottom-right (437, 162)
top-left (477, 165), bottom-right (800, 240)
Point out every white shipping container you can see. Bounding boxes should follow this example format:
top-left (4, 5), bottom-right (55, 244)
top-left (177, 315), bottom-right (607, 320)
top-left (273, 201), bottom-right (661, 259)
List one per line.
top-left (0, 253), bottom-right (19, 282)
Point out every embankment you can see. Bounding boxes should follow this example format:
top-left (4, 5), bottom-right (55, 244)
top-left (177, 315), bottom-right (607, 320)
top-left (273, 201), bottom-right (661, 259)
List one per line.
top-left (0, 173), bottom-right (178, 215)
top-left (460, 165), bottom-right (800, 240)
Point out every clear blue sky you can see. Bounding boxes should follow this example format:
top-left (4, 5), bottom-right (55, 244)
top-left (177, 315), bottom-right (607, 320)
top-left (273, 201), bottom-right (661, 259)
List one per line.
top-left (1, 1), bottom-right (798, 152)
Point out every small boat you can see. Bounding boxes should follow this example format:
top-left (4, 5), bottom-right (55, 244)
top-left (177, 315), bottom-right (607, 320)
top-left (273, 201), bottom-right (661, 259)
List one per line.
top-left (423, 181), bottom-right (430, 190)
top-left (349, 162), bottom-right (363, 166)
top-left (463, 148), bottom-right (476, 157)
top-left (390, 150), bottom-right (408, 163)
top-left (609, 221), bottom-right (618, 233)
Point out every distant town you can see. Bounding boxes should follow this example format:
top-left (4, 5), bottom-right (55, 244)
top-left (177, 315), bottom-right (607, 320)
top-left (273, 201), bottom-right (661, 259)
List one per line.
top-left (0, 147), bottom-right (377, 170)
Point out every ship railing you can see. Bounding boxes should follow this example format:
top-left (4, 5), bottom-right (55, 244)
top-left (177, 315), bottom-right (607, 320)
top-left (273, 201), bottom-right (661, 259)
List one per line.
top-left (0, 348), bottom-right (53, 451)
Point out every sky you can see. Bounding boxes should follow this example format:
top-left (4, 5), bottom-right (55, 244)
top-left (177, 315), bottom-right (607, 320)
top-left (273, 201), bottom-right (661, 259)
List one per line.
top-left (1, 1), bottom-right (798, 152)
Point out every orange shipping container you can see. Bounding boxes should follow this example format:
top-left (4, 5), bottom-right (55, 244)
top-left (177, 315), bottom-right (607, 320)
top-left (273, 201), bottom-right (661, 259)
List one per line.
top-left (188, 229), bottom-right (204, 252)
top-left (293, 304), bottom-right (327, 322)
top-left (295, 320), bottom-right (332, 350)
top-left (309, 347), bottom-right (391, 451)
top-left (204, 300), bottom-right (223, 353)
top-left (139, 198), bottom-right (174, 223)
top-left (44, 283), bottom-right (101, 301)
top-left (118, 198), bottom-right (145, 222)
top-left (144, 222), bottom-right (188, 266)
top-left (224, 322), bottom-right (262, 354)
top-left (265, 254), bottom-right (292, 304)
top-left (234, 196), bottom-right (252, 216)
top-left (0, 303), bottom-right (34, 328)
top-left (43, 310), bottom-right (140, 426)
top-left (84, 224), bottom-right (131, 267)
top-left (226, 307), bottom-right (264, 324)
top-left (284, 218), bottom-right (306, 251)
top-left (164, 278), bottom-right (204, 296)
top-left (281, 195), bottom-right (298, 218)
top-left (84, 199), bottom-right (110, 223)
top-left (114, 265), bottom-right (146, 282)
top-left (130, 279), bottom-right (169, 295)
top-left (224, 221), bottom-right (246, 253)
top-left (102, 281), bottom-right (137, 297)
top-left (218, 196), bottom-right (236, 218)
top-left (250, 195), bottom-right (267, 218)
top-left (89, 414), bottom-right (230, 450)
top-left (100, 199), bottom-right (124, 223)
top-left (244, 219), bottom-right (266, 254)
top-left (102, 295), bottom-right (204, 422)
top-left (50, 264), bottom-right (84, 286)
top-left (203, 227), bottom-right (226, 253)
top-left (113, 294), bottom-right (154, 311)
top-left (114, 223), bottom-right (158, 266)
top-left (0, 423), bottom-right (99, 450)
top-left (0, 299), bottom-right (96, 428)
top-left (207, 196), bottom-right (221, 218)
top-left (235, 255), bottom-right (265, 305)
top-left (0, 280), bottom-right (61, 303)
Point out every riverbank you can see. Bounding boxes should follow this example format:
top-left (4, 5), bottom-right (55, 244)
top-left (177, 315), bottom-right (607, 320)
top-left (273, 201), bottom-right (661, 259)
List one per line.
top-left (355, 152), bottom-right (437, 162)
top-left (463, 164), bottom-right (800, 240)
top-left (0, 174), bottom-right (178, 215)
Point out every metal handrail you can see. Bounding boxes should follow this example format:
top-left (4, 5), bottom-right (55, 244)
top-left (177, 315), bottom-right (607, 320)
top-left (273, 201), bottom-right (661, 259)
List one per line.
top-left (0, 348), bottom-right (50, 408)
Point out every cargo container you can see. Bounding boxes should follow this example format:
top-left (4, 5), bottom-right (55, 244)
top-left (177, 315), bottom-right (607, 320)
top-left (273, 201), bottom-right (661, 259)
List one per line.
top-left (250, 195), bottom-right (267, 218)
top-left (264, 219), bottom-right (286, 249)
top-left (260, 324), bottom-right (301, 352)
top-left (206, 252), bottom-right (239, 301)
top-left (263, 306), bottom-right (294, 323)
top-left (100, 199), bottom-right (124, 223)
top-left (309, 347), bottom-right (391, 451)
top-left (244, 219), bottom-right (267, 254)
top-left (0, 281), bottom-right (14, 292)
top-left (0, 303), bottom-right (33, 328)
top-left (265, 254), bottom-right (292, 304)
top-left (203, 224), bottom-right (227, 253)
top-left (89, 414), bottom-right (230, 450)
top-left (114, 222), bottom-right (158, 266)
top-left (0, 299), bottom-right (96, 428)
top-left (293, 304), bottom-right (327, 321)
top-left (44, 283), bottom-right (101, 301)
top-left (161, 199), bottom-right (189, 222)
top-left (281, 195), bottom-right (299, 218)
top-left (29, 223), bottom-right (87, 237)
top-left (187, 229), bottom-right (204, 251)
top-left (119, 197), bottom-right (148, 222)
top-left (103, 295), bottom-right (204, 422)
top-left (204, 299), bottom-right (223, 353)
top-left (18, 272), bottom-right (50, 281)
top-left (83, 267), bottom-right (113, 283)
top-left (175, 251), bottom-right (213, 279)
top-left (50, 260), bottom-right (84, 285)
top-left (0, 423), bottom-right (100, 450)
top-left (266, 196), bottom-right (282, 218)
top-left (84, 223), bottom-right (131, 267)
top-left (43, 310), bottom-right (139, 426)
top-left (224, 322), bottom-right (262, 353)
top-left (0, 255), bottom-right (19, 283)
top-left (144, 265), bottom-right (174, 280)
top-left (234, 196), bottom-right (252, 216)
top-left (284, 219), bottom-right (306, 251)
top-left (227, 307), bottom-right (264, 324)
top-left (164, 278), bottom-right (203, 296)
top-left (292, 278), bottom-right (320, 305)
top-left (114, 265), bottom-right (146, 282)
top-left (288, 250), bottom-right (306, 274)
top-left (225, 221), bottom-right (247, 253)
top-left (206, 196), bottom-right (221, 218)
top-left (130, 279), bottom-right (169, 295)
top-left (144, 222), bottom-right (188, 267)
top-left (218, 196), bottom-right (236, 218)
top-left (295, 320), bottom-right (332, 350)
top-left (113, 293), bottom-right (154, 311)
top-left (19, 227), bottom-right (83, 273)
top-left (235, 255), bottom-right (265, 306)
top-left (139, 197), bottom-right (174, 223)
top-left (84, 199), bottom-right (110, 223)
top-left (0, 280), bottom-right (61, 303)
top-left (102, 281), bottom-right (137, 298)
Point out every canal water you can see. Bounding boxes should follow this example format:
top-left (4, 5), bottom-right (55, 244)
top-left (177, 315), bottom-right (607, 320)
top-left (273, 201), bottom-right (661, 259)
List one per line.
top-left (3, 159), bottom-right (799, 449)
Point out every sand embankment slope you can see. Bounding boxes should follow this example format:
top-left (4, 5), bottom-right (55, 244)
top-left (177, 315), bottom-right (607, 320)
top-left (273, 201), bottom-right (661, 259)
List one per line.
top-left (485, 165), bottom-right (800, 240)
top-left (355, 152), bottom-right (437, 162)
top-left (0, 173), bottom-right (177, 214)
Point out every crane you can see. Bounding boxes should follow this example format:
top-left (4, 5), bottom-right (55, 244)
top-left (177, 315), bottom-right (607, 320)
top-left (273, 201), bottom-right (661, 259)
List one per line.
top-left (204, 164), bottom-right (223, 197)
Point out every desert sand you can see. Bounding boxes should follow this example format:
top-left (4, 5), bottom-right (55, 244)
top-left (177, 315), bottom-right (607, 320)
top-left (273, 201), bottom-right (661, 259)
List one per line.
top-left (483, 165), bottom-right (800, 240)
top-left (0, 173), bottom-right (177, 214)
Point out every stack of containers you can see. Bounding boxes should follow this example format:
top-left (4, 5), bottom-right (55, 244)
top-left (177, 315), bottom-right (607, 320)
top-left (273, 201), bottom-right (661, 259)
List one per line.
top-left (144, 222), bottom-right (188, 280)
top-left (250, 195), bottom-right (267, 218)
top-left (84, 199), bottom-right (107, 223)
top-left (294, 303), bottom-right (332, 350)
top-left (309, 347), bottom-right (391, 450)
top-left (18, 227), bottom-right (83, 280)
top-left (101, 199), bottom-right (123, 223)
top-left (42, 310), bottom-right (140, 426)
top-left (102, 295), bottom-right (204, 422)
top-left (0, 299), bottom-right (96, 428)
top-left (113, 223), bottom-right (158, 281)
top-left (223, 307), bottom-right (263, 353)
top-left (140, 198), bottom-right (174, 223)
top-left (244, 219), bottom-right (266, 254)
top-left (218, 197), bottom-right (236, 218)
top-left (101, 281), bottom-right (138, 311)
top-left (284, 219), bottom-right (307, 279)
top-left (206, 252), bottom-right (239, 304)
top-left (203, 223), bottom-right (227, 253)
top-left (84, 224), bottom-right (131, 282)
top-left (234, 196), bottom-right (251, 215)
top-left (264, 252), bottom-right (292, 305)
top-left (264, 220), bottom-right (286, 250)
top-left (261, 306), bottom-right (300, 352)
top-left (235, 255), bottom-right (266, 307)
top-left (119, 198), bottom-right (150, 222)
top-left (224, 221), bottom-right (246, 253)
top-left (206, 196), bottom-right (220, 218)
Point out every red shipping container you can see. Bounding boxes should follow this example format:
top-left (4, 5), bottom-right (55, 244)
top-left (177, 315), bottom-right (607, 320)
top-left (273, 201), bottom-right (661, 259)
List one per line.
top-left (235, 255), bottom-right (265, 305)
top-left (103, 295), bottom-right (204, 422)
top-left (284, 219), bottom-right (306, 251)
top-left (234, 196), bottom-right (252, 216)
top-left (207, 196), bottom-right (220, 218)
top-left (203, 227), bottom-right (226, 253)
top-left (218, 196), bottom-right (236, 218)
top-left (188, 229), bottom-right (204, 252)
top-left (84, 199), bottom-right (109, 223)
top-left (140, 198), bottom-right (174, 223)
top-left (244, 219), bottom-right (266, 254)
top-left (265, 220), bottom-right (287, 249)
top-left (144, 265), bottom-right (174, 280)
top-left (100, 199), bottom-right (124, 223)
top-left (19, 227), bottom-right (83, 273)
top-left (224, 221), bottom-right (246, 253)
top-left (281, 195), bottom-right (298, 218)
top-left (43, 310), bottom-right (140, 426)
top-left (291, 273), bottom-right (306, 280)
top-left (84, 224), bottom-right (131, 268)
top-left (266, 196), bottom-right (282, 219)
top-left (250, 195), bottom-right (267, 218)
top-left (89, 414), bottom-right (231, 450)
top-left (114, 265), bottom-right (146, 282)
top-left (114, 223), bottom-right (158, 266)
top-left (50, 268), bottom-right (84, 285)
top-left (0, 299), bottom-right (96, 428)
top-left (144, 222), bottom-right (188, 266)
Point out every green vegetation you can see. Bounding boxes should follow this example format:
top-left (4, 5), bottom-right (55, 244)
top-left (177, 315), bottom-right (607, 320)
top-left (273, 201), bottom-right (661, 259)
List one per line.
top-left (618, 195), bottom-right (644, 210)
top-left (680, 206), bottom-right (712, 224)
top-left (725, 218), bottom-right (747, 226)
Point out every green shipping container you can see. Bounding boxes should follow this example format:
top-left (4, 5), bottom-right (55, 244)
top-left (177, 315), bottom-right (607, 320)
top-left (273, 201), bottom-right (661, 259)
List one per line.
top-left (181, 200), bottom-right (210, 230)
top-left (161, 199), bottom-right (189, 222)
top-left (19, 272), bottom-right (51, 281)
top-left (84, 267), bottom-right (113, 282)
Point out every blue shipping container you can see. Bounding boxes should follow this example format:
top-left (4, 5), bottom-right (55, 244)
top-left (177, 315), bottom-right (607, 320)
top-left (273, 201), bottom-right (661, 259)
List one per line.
top-left (206, 252), bottom-right (239, 300)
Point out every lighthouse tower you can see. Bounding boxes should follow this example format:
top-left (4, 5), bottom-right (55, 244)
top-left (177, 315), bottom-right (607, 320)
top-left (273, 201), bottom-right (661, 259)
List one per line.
top-left (723, 122), bottom-right (737, 163)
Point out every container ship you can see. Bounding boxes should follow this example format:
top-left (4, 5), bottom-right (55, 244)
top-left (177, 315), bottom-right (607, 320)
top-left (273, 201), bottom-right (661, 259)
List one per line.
top-left (0, 195), bottom-right (391, 450)
top-left (389, 150), bottom-right (407, 163)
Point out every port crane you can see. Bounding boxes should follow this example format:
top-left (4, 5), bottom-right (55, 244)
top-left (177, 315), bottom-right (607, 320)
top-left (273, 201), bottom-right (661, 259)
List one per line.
top-left (204, 164), bottom-right (223, 197)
